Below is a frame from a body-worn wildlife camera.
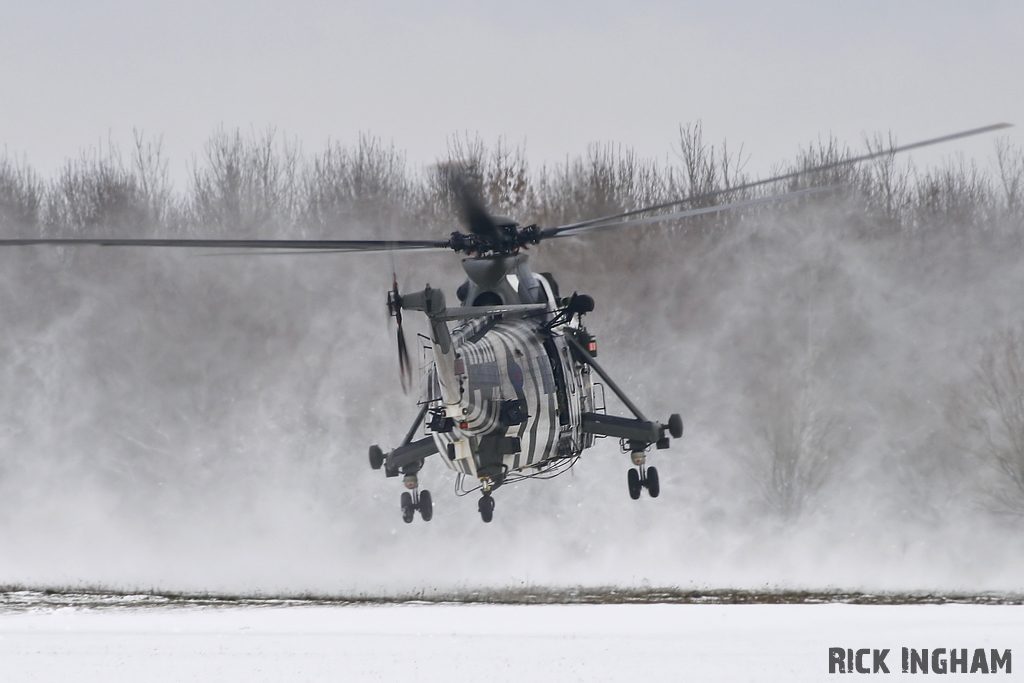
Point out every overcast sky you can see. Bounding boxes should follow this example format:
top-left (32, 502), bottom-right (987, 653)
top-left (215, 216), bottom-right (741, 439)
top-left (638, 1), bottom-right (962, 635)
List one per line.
top-left (2, 0), bottom-right (1022, 186)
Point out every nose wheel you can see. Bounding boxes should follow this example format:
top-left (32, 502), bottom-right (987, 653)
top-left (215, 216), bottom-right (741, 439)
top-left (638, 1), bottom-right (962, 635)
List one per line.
top-left (627, 465), bottom-right (659, 499)
top-left (478, 492), bottom-right (495, 523)
top-left (400, 488), bottom-right (433, 523)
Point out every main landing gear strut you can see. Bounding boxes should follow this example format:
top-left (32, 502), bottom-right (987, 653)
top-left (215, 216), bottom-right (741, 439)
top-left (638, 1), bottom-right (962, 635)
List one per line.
top-left (369, 403), bottom-right (440, 524)
top-left (566, 335), bottom-right (683, 502)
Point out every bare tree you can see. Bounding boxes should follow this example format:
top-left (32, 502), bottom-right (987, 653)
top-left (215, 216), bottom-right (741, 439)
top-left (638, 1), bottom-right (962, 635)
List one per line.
top-left (752, 377), bottom-right (847, 519)
top-left (862, 133), bottom-right (912, 232)
top-left (189, 127), bottom-right (300, 236)
top-left (44, 141), bottom-right (151, 237)
top-left (131, 130), bottom-right (174, 230)
top-left (676, 121), bottom-right (748, 201)
top-left (300, 134), bottom-right (412, 236)
top-left (483, 137), bottom-right (531, 217)
top-left (995, 137), bottom-right (1024, 221)
top-left (958, 327), bottom-right (1024, 514)
top-left (0, 155), bottom-right (43, 235)
top-left (912, 156), bottom-right (995, 237)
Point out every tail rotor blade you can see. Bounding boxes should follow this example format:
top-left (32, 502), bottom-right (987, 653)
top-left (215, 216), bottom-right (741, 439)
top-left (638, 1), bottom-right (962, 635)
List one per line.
top-left (397, 324), bottom-right (412, 394)
top-left (388, 274), bottom-right (413, 393)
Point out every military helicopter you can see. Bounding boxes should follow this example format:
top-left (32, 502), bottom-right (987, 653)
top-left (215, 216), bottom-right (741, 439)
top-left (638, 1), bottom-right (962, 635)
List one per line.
top-left (0, 124), bottom-right (1009, 523)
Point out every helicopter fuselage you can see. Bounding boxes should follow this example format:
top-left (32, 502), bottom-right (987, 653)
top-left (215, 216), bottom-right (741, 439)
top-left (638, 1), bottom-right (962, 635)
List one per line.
top-left (374, 251), bottom-right (679, 522)
top-left (409, 255), bottom-right (597, 490)
top-left (430, 309), bottom-right (597, 486)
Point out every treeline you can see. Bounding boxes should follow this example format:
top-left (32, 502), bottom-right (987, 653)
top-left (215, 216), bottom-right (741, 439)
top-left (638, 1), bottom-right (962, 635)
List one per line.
top-left (3, 124), bottom-right (1024, 527)
top-left (2, 125), bottom-right (1022, 242)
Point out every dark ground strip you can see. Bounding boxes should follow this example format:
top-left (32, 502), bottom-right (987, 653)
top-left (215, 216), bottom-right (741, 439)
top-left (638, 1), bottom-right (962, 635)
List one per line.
top-left (1, 586), bottom-right (1023, 613)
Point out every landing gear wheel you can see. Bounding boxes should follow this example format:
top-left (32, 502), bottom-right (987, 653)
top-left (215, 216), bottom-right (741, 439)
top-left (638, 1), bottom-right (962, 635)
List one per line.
top-left (369, 445), bottom-right (384, 470)
top-left (668, 414), bottom-right (683, 439)
top-left (419, 490), bottom-right (433, 521)
top-left (646, 466), bottom-right (660, 498)
top-left (401, 491), bottom-right (414, 523)
top-left (627, 468), bottom-right (642, 500)
top-left (478, 494), bottom-right (495, 523)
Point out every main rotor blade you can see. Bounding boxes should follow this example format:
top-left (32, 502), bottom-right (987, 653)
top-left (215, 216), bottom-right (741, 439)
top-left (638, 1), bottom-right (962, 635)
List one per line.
top-left (541, 122), bottom-right (1012, 238)
top-left (446, 167), bottom-right (504, 241)
top-left (549, 186), bottom-right (837, 238)
top-left (0, 238), bottom-right (451, 252)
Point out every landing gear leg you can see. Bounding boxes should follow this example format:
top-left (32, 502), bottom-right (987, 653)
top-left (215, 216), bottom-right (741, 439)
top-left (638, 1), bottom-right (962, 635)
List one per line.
top-left (565, 334), bottom-right (680, 503)
top-left (478, 491), bottom-right (495, 523)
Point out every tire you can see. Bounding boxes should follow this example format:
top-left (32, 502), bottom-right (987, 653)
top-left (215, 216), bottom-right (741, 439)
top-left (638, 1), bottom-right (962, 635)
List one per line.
top-left (419, 490), bottom-right (433, 522)
top-left (478, 495), bottom-right (495, 523)
top-left (668, 414), bottom-right (683, 440)
top-left (401, 491), bottom-right (414, 523)
top-left (627, 468), bottom-right (642, 500)
top-left (369, 445), bottom-right (384, 470)
top-left (646, 466), bottom-right (660, 498)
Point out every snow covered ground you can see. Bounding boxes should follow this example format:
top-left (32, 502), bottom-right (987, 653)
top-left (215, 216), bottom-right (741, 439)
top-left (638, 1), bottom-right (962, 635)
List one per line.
top-left (1, 601), bottom-right (1021, 682)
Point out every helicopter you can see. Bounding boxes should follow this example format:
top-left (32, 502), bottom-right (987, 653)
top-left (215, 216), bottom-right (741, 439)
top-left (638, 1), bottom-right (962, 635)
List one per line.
top-left (0, 123), bottom-right (1009, 523)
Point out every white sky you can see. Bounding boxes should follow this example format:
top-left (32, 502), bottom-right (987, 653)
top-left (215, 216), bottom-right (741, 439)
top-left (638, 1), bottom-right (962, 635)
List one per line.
top-left (2, 0), bottom-right (1022, 187)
